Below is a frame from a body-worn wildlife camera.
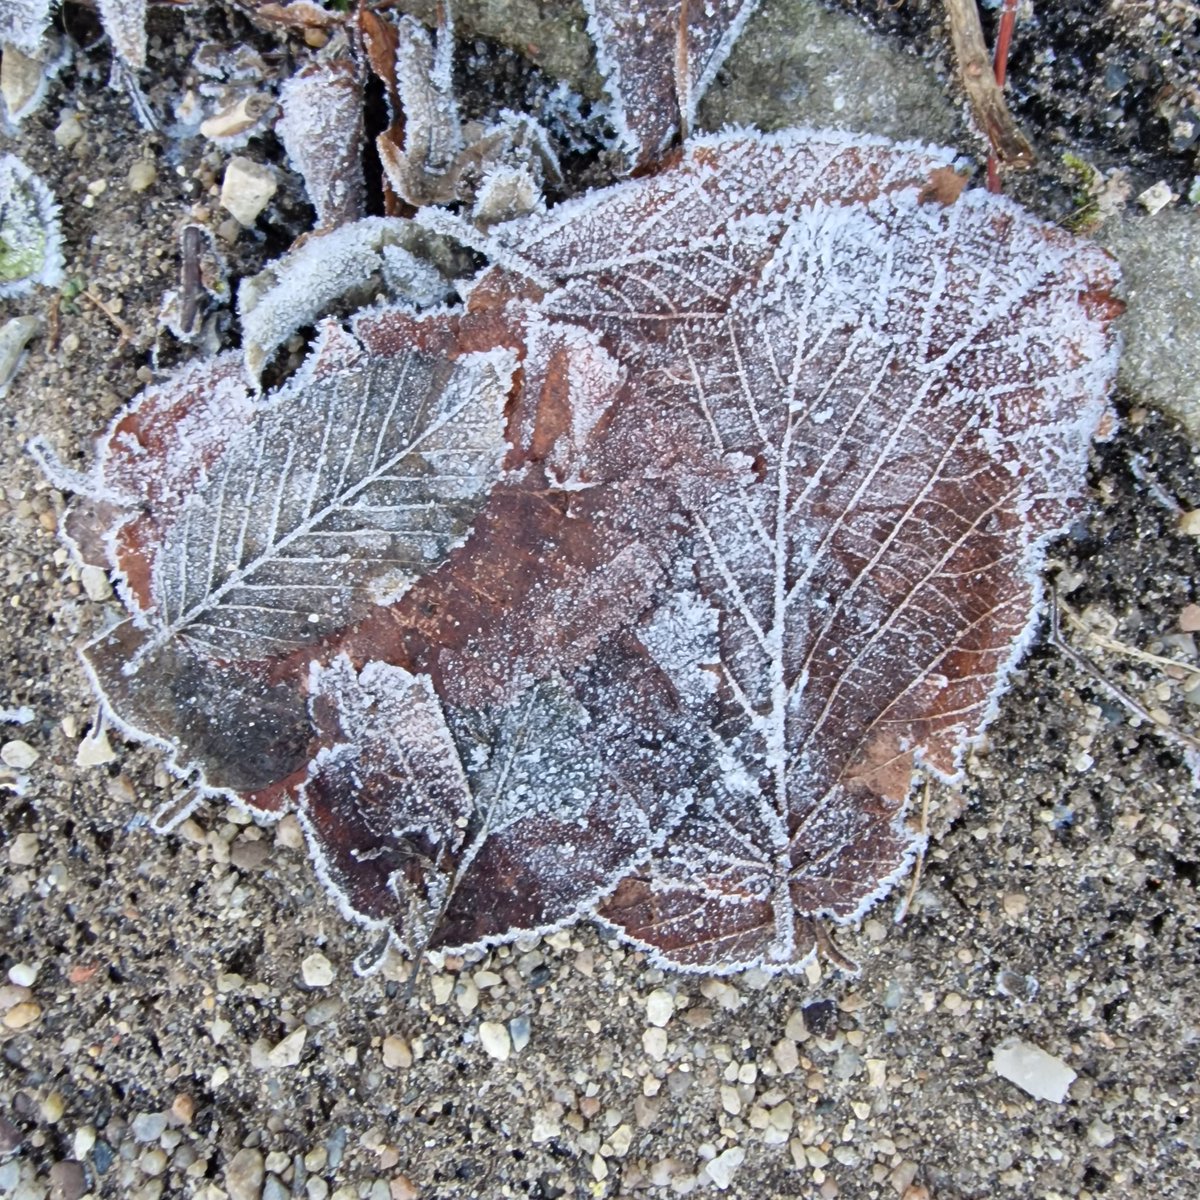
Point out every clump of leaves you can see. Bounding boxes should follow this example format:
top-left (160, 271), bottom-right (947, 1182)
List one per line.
top-left (33, 3), bottom-right (1122, 975)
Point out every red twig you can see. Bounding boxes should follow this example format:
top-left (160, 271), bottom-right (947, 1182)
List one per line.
top-left (986, 0), bottom-right (1020, 193)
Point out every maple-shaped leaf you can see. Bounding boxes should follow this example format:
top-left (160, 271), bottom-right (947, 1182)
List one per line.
top-left (581, 0), bottom-right (763, 167)
top-left (470, 131), bottom-right (1120, 971)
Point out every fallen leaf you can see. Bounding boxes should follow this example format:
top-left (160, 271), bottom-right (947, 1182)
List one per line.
top-left (582, 0), bottom-right (763, 167)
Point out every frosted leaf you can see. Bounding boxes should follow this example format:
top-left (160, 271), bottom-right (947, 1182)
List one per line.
top-left (581, 0), bottom-right (763, 167)
top-left (96, 0), bottom-right (146, 69)
top-left (381, 14), bottom-right (463, 206)
top-left (30, 351), bottom-right (260, 604)
top-left (301, 650), bottom-right (698, 955)
top-left (134, 318), bottom-right (515, 665)
top-left (237, 216), bottom-right (450, 381)
top-left (277, 59), bottom-right (365, 231)
top-left (563, 133), bottom-right (1122, 971)
top-left (0, 152), bottom-right (62, 297)
top-left (82, 618), bottom-right (311, 795)
top-left (37, 129), bottom-right (1122, 975)
top-left (0, 0), bottom-right (54, 55)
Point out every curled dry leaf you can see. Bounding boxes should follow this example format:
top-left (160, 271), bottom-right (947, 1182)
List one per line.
top-left (582, 0), bottom-right (764, 167)
top-left (40, 131), bottom-right (1120, 974)
top-left (277, 58), bottom-right (366, 231)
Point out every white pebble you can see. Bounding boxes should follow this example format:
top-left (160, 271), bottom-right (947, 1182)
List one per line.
top-left (80, 565), bottom-right (112, 601)
top-left (642, 1026), bottom-right (668, 1062)
top-left (990, 1037), bottom-right (1076, 1103)
top-left (8, 831), bottom-right (38, 866)
top-left (267, 1027), bottom-right (307, 1068)
top-left (478, 1021), bottom-right (511, 1062)
top-left (645, 988), bottom-right (674, 1028)
top-left (1, 739), bottom-right (38, 769)
top-left (705, 1146), bottom-right (746, 1190)
top-left (76, 729), bottom-right (116, 767)
top-left (220, 156), bottom-right (277, 226)
top-left (7, 962), bottom-right (38, 987)
top-left (301, 952), bottom-right (334, 988)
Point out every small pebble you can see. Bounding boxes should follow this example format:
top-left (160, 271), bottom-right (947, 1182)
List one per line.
top-left (1, 739), bottom-right (37, 769)
top-left (127, 159), bottom-right (157, 193)
top-left (1137, 180), bottom-right (1175, 214)
top-left (2, 1000), bottom-right (41, 1029)
top-left (7, 831), bottom-right (38, 865)
top-left (1179, 510), bottom-right (1200, 538)
top-left (990, 1037), bottom-right (1076, 1103)
top-left (220, 156), bottom-right (277, 226)
top-left (305, 997), bottom-right (342, 1026)
top-left (268, 1027), bottom-right (307, 1068)
top-left (301, 952), bottom-right (334, 988)
top-left (7, 962), bottom-right (37, 987)
top-left (54, 111), bottom-right (84, 149)
top-left (705, 1146), bottom-right (746, 1190)
top-left (509, 1014), bottom-right (531, 1052)
top-left (382, 1035), bottom-right (412, 1069)
top-left (645, 988), bottom-right (674, 1028)
top-left (76, 730), bottom-right (116, 767)
top-left (225, 1147), bottom-right (265, 1200)
top-left (642, 1026), bottom-right (668, 1062)
top-left (478, 1021), bottom-right (511, 1062)
top-left (80, 565), bottom-right (112, 601)
top-left (132, 1112), bottom-right (167, 1143)
top-left (48, 1160), bottom-right (86, 1200)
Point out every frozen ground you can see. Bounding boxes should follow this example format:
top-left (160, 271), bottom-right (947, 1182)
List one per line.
top-left (1, 2), bottom-right (1199, 1198)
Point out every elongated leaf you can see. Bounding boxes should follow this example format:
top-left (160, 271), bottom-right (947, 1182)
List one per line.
top-left (277, 59), bottom-right (365, 231)
top-left (137, 315), bottom-right (515, 666)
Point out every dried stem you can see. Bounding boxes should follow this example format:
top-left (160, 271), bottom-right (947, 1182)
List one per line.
top-left (675, 0), bottom-right (691, 142)
top-left (81, 288), bottom-right (134, 352)
top-left (1049, 591), bottom-right (1200, 755)
top-left (943, 0), bottom-right (1033, 180)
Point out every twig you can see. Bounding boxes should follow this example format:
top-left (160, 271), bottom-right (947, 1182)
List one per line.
top-left (895, 779), bottom-right (931, 924)
top-left (178, 224), bottom-right (204, 338)
top-left (675, 0), bottom-right (691, 142)
top-left (1049, 591), bottom-right (1200, 755)
top-left (1057, 597), bottom-right (1199, 676)
top-left (812, 919), bottom-right (859, 974)
top-left (81, 288), bottom-right (135, 352)
top-left (943, 0), bottom-right (1033, 183)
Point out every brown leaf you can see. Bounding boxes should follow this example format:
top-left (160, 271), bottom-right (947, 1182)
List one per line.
top-left (485, 131), bottom-right (1118, 970)
top-left (277, 59), bottom-right (366, 231)
top-left (582, 0), bottom-right (764, 167)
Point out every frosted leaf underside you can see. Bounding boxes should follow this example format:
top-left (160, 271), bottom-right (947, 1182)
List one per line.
top-left (51, 131), bottom-right (1121, 974)
top-left (143, 320), bottom-right (514, 664)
